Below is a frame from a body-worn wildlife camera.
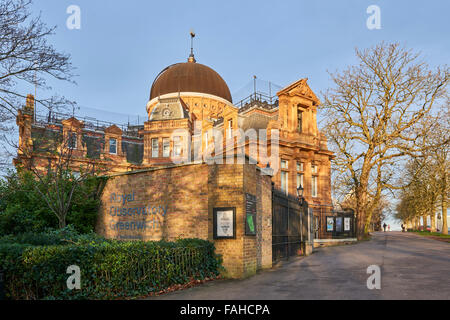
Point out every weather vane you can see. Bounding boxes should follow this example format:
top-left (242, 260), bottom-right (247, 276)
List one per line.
top-left (189, 30), bottom-right (196, 62)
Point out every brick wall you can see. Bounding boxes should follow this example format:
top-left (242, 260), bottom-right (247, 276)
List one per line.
top-left (96, 161), bottom-right (272, 278)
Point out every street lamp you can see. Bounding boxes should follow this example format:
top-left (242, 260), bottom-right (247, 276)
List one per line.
top-left (297, 185), bottom-right (304, 205)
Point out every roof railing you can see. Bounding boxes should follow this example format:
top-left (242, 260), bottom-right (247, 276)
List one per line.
top-left (235, 91), bottom-right (278, 109)
top-left (32, 111), bottom-right (144, 138)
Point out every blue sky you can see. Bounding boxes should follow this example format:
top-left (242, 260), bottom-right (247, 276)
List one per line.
top-left (26, 0), bottom-right (449, 228)
top-left (29, 0), bottom-right (449, 120)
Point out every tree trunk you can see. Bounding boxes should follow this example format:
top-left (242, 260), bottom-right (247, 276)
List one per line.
top-left (414, 217), bottom-right (419, 230)
top-left (430, 213), bottom-right (436, 232)
top-left (356, 210), bottom-right (366, 240)
top-left (364, 209), bottom-right (374, 235)
top-left (442, 197), bottom-right (448, 235)
top-left (59, 217), bottom-right (66, 229)
top-left (407, 220), bottom-right (412, 230)
top-left (355, 185), bottom-right (369, 240)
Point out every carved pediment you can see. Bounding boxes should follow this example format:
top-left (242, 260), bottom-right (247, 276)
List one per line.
top-left (105, 124), bottom-right (123, 135)
top-left (277, 78), bottom-right (320, 105)
top-left (61, 117), bottom-right (84, 129)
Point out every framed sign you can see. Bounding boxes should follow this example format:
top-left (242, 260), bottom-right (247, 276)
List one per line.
top-left (213, 207), bottom-right (236, 239)
top-left (336, 217), bottom-right (343, 232)
top-left (245, 194), bottom-right (257, 236)
top-left (344, 217), bottom-right (351, 231)
top-left (326, 217), bottom-right (334, 232)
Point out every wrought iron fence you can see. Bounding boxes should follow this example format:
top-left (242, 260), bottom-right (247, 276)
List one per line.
top-left (272, 186), bottom-right (308, 263)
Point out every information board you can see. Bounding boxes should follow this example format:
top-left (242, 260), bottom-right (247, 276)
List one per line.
top-left (213, 208), bottom-right (236, 239)
top-left (245, 193), bottom-right (257, 236)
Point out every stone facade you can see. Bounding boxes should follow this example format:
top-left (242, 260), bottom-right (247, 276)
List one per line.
top-left (15, 77), bottom-right (333, 209)
top-left (13, 54), bottom-right (335, 278)
top-left (96, 161), bottom-right (272, 278)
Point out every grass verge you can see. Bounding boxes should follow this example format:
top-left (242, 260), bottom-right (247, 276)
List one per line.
top-left (410, 231), bottom-right (450, 239)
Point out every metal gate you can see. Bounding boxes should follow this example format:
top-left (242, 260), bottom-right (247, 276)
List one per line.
top-left (272, 186), bottom-right (308, 263)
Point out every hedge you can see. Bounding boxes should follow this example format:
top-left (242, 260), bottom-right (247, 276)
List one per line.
top-left (0, 236), bottom-right (222, 300)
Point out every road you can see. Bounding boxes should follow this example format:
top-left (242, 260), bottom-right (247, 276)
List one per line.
top-left (148, 232), bottom-right (450, 300)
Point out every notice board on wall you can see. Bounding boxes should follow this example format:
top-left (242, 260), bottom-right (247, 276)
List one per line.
top-left (336, 217), bottom-right (343, 232)
top-left (326, 217), bottom-right (334, 232)
top-left (213, 207), bottom-right (236, 239)
top-left (245, 193), bottom-right (257, 236)
top-left (344, 217), bottom-right (351, 231)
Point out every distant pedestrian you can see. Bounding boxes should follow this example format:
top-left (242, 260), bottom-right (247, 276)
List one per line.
top-left (383, 223), bottom-right (387, 232)
top-left (401, 224), bottom-right (405, 232)
top-left (388, 225), bottom-right (391, 232)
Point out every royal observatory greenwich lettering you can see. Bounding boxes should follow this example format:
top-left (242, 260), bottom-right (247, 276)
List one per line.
top-left (107, 192), bottom-right (168, 233)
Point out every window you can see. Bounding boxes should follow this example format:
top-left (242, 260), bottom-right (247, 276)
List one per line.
top-left (297, 161), bottom-right (304, 172)
top-left (163, 138), bottom-right (170, 157)
top-left (151, 138), bottom-right (159, 158)
top-left (298, 109), bottom-right (303, 133)
top-left (68, 132), bottom-right (77, 149)
top-left (109, 138), bottom-right (117, 154)
top-left (281, 160), bottom-right (288, 169)
top-left (312, 175), bottom-right (318, 197)
top-left (228, 119), bottom-right (233, 139)
top-left (173, 136), bottom-right (182, 157)
top-left (281, 171), bottom-right (288, 194)
top-left (311, 164), bottom-right (318, 174)
top-left (297, 173), bottom-right (304, 189)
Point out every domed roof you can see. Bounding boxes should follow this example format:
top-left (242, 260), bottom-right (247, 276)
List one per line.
top-left (150, 61), bottom-right (232, 103)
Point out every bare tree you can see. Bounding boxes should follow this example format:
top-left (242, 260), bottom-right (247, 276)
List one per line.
top-left (321, 42), bottom-right (448, 239)
top-left (395, 157), bottom-right (440, 231)
top-left (16, 130), bottom-right (106, 228)
top-left (417, 107), bottom-right (449, 233)
top-left (0, 0), bottom-right (75, 169)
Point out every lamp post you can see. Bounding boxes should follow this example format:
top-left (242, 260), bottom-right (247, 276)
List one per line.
top-left (297, 186), bottom-right (304, 205)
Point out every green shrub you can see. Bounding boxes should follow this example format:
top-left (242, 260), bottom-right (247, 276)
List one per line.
top-left (0, 237), bottom-right (222, 300)
top-left (0, 170), bottom-right (103, 235)
top-left (0, 225), bottom-right (103, 246)
top-left (0, 171), bottom-right (57, 234)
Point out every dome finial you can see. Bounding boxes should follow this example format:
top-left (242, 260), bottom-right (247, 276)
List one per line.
top-left (188, 30), bottom-right (196, 63)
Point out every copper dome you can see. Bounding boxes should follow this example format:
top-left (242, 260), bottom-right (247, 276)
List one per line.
top-left (150, 61), bottom-right (232, 103)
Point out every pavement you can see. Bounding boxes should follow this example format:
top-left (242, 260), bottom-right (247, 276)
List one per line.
top-left (147, 232), bottom-right (450, 300)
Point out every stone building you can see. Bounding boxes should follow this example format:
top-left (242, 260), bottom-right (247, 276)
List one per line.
top-left (15, 51), bottom-right (333, 209)
top-left (14, 50), bottom-right (335, 278)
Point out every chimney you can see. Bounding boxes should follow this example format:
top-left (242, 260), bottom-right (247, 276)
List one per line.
top-left (26, 94), bottom-right (35, 110)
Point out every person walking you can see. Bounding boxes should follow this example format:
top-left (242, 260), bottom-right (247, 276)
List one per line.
top-left (383, 223), bottom-right (387, 232)
top-left (388, 225), bottom-right (391, 232)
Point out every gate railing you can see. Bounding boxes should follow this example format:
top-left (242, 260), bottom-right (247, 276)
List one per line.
top-left (272, 186), bottom-right (309, 263)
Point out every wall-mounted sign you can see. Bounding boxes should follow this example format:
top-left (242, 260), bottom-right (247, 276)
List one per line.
top-left (213, 207), bottom-right (236, 239)
top-left (336, 217), bottom-right (343, 232)
top-left (245, 194), bottom-right (257, 236)
top-left (344, 217), bottom-right (351, 231)
top-left (326, 217), bottom-right (334, 232)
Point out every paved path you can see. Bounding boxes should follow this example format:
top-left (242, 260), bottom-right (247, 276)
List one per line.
top-left (148, 232), bottom-right (450, 300)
